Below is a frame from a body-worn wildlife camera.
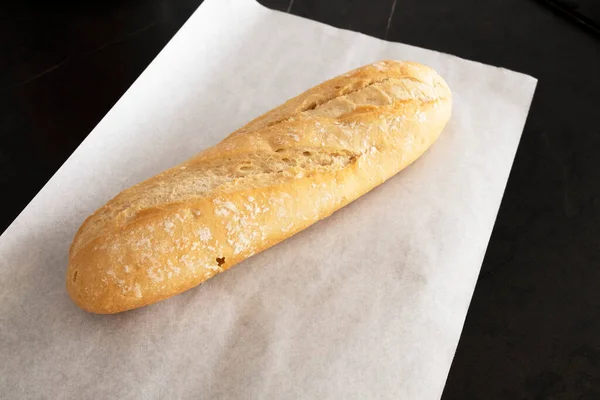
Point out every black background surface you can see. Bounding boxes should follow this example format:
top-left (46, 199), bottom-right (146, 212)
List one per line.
top-left (3, 0), bottom-right (600, 398)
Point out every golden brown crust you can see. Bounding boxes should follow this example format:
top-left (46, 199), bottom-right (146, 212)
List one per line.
top-left (66, 60), bottom-right (452, 314)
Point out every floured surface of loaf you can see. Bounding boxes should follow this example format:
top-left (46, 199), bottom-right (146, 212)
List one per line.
top-left (67, 60), bottom-right (452, 313)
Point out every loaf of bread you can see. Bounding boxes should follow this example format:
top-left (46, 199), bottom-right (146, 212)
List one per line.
top-left (67, 60), bottom-right (452, 314)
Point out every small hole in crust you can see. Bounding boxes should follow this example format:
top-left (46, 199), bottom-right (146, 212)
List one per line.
top-left (302, 151), bottom-right (312, 156)
top-left (239, 165), bottom-right (252, 171)
top-left (305, 101), bottom-right (317, 111)
top-left (216, 257), bottom-right (226, 266)
top-left (72, 271), bottom-right (78, 283)
top-left (275, 148), bottom-right (285, 153)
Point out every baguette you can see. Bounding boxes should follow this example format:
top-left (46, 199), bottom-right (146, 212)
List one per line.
top-left (67, 60), bottom-right (452, 314)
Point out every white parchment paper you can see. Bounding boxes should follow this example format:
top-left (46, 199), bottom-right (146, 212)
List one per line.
top-left (0, 0), bottom-right (536, 398)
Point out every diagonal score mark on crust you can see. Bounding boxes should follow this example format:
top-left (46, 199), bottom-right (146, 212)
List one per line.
top-left (118, 148), bottom-right (357, 222)
top-left (229, 73), bottom-right (444, 140)
top-left (70, 147), bottom-right (359, 257)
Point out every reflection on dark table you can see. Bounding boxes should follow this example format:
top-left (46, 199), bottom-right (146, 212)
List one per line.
top-left (3, 0), bottom-right (600, 398)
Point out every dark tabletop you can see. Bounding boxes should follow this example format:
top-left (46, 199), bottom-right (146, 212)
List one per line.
top-left (3, 0), bottom-right (600, 398)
